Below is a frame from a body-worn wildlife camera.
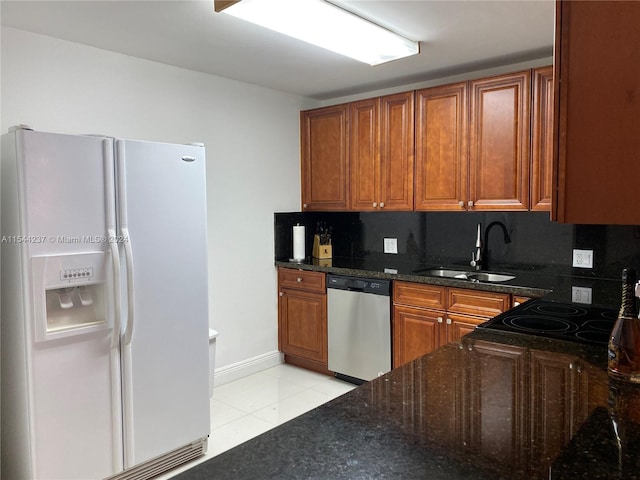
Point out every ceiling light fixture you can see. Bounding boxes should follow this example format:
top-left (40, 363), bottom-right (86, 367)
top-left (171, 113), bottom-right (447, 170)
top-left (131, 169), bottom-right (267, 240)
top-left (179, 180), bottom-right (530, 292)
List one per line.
top-left (214, 0), bottom-right (420, 66)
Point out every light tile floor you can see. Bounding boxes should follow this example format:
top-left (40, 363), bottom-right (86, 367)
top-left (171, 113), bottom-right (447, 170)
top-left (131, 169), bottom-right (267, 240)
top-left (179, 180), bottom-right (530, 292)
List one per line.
top-left (160, 364), bottom-right (356, 478)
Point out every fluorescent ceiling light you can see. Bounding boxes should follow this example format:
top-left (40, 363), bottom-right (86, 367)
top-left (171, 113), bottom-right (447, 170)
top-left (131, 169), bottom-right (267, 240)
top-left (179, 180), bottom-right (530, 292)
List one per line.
top-left (216, 0), bottom-right (420, 66)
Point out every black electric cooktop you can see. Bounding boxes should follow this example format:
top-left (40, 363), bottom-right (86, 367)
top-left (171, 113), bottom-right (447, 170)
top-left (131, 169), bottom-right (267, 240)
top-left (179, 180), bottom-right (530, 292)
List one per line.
top-left (478, 299), bottom-right (619, 346)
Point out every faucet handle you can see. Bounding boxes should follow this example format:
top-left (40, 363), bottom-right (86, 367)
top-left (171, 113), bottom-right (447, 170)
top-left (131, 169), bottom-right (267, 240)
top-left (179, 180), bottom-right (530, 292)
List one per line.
top-left (470, 249), bottom-right (482, 269)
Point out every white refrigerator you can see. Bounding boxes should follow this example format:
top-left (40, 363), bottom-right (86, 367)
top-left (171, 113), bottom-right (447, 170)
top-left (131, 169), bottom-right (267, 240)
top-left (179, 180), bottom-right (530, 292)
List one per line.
top-left (1, 127), bottom-right (211, 479)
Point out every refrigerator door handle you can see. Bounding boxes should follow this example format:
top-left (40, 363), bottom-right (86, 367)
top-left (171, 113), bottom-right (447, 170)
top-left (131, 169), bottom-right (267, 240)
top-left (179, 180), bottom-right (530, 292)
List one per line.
top-left (122, 226), bottom-right (135, 346)
top-left (116, 139), bottom-right (136, 347)
top-left (103, 138), bottom-right (122, 350)
top-left (108, 229), bottom-right (122, 349)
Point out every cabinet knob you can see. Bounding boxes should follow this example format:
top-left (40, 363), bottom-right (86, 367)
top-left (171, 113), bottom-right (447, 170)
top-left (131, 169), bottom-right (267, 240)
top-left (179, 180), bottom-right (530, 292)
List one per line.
top-left (513, 301), bottom-right (521, 307)
top-left (467, 201), bottom-right (474, 207)
top-left (303, 203), bottom-right (308, 209)
top-left (458, 201), bottom-right (464, 207)
top-left (297, 277), bottom-right (302, 283)
top-left (437, 317), bottom-right (443, 323)
top-left (380, 202), bottom-right (385, 208)
top-left (279, 292), bottom-right (283, 297)
top-left (446, 318), bottom-right (452, 325)
top-left (373, 202), bottom-right (377, 207)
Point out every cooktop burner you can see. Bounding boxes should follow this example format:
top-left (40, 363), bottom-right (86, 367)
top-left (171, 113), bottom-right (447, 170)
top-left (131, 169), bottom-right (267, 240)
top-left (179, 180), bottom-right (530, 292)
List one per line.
top-left (478, 299), bottom-right (618, 346)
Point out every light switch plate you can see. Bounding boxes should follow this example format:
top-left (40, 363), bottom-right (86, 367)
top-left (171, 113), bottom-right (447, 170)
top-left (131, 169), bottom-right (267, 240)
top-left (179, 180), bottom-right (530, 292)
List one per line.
top-left (383, 238), bottom-right (398, 254)
top-left (572, 249), bottom-right (593, 268)
top-left (572, 286), bottom-right (593, 304)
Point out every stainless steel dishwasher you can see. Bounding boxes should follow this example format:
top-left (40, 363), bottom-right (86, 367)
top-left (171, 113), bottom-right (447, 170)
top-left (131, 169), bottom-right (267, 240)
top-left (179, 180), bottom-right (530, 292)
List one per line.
top-left (327, 274), bottom-right (391, 384)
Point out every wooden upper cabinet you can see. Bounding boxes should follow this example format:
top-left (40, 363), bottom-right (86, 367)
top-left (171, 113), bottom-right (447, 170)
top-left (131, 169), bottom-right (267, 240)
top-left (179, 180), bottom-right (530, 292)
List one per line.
top-left (379, 91), bottom-right (415, 211)
top-left (531, 66), bottom-right (554, 211)
top-left (415, 82), bottom-right (468, 211)
top-left (469, 71), bottom-right (531, 211)
top-left (300, 104), bottom-right (349, 211)
top-left (350, 98), bottom-right (380, 211)
top-left (350, 92), bottom-right (414, 211)
top-left (553, 0), bottom-right (640, 225)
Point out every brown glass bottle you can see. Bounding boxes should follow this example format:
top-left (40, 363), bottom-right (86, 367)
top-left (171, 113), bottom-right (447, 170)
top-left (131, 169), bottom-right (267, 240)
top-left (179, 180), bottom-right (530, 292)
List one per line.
top-left (608, 268), bottom-right (640, 382)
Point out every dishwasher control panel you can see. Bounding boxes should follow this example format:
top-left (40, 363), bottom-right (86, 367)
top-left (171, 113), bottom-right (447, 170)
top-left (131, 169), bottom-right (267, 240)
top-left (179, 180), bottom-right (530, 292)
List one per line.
top-left (327, 274), bottom-right (391, 296)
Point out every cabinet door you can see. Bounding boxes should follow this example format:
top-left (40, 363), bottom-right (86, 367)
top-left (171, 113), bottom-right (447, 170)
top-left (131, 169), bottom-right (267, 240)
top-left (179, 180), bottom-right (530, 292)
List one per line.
top-left (379, 91), bottom-right (414, 211)
top-left (350, 98), bottom-right (380, 211)
top-left (465, 341), bottom-right (528, 469)
top-left (301, 104), bottom-right (349, 211)
top-left (279, 288), bottom-right (327, 363)
top-left (531, 66), bottom-right (554, 211)
top-left (446, 312), bottom-right (486, 343)
top-left (469, 71), bottom-right (530, 210)
top-left (553, 1), bottom-right (640, 224)
top-left (415, 82), bottom-right (468, 211)
top-left (393, 305), bottom-right (443, 368)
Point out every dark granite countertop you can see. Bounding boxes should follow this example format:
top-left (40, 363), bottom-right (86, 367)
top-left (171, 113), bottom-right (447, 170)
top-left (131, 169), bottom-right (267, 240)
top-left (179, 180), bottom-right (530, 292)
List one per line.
top-left (175, 330), bottom-right (640, 479)
top-left (275, 256), bottom-right (622, 308)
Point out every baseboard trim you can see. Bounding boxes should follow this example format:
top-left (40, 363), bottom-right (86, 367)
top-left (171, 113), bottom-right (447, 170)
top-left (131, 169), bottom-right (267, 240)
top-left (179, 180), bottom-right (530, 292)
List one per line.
top-left (213, 350), bottom-right (284, 386)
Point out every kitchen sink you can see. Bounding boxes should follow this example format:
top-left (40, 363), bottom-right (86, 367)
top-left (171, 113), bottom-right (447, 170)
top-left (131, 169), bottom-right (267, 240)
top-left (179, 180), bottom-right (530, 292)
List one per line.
top-left (417, 268), bottom-right (470, 279)
top-left (466, 272), bottom-right (515, 282)
top-left (414, 268), bottom-right (515, 283)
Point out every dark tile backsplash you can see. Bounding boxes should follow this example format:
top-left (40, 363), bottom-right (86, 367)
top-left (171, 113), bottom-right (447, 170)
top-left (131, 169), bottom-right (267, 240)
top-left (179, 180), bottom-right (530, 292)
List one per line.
top-left (275, 211), bottom-right (640, 280)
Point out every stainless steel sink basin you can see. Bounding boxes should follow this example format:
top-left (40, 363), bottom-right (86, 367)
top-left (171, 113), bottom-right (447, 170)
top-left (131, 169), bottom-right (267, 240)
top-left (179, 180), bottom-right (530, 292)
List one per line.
top-left (414, 268), bottom-right (515, 283)
top-left (418, 268), bottom-right (470, 279)
top-left (466, 272), bottom-right (515, 282)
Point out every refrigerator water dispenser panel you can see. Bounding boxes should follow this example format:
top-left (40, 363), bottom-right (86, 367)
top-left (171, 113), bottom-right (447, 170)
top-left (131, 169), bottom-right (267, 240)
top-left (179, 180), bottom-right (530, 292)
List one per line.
top-left (44, 285), bottom-right (105, 334)
top-left (31, 252), bottom-right (110, 342)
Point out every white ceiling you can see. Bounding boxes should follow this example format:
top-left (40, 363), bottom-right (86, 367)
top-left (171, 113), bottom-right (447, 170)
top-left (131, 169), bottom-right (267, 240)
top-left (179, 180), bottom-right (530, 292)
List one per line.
top-left (0, 0), bottom-right (555, 100)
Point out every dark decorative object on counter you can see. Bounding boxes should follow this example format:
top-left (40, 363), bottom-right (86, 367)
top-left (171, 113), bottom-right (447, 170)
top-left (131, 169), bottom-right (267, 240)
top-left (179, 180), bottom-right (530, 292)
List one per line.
top-left (608, 268), bottom-right (640, 383)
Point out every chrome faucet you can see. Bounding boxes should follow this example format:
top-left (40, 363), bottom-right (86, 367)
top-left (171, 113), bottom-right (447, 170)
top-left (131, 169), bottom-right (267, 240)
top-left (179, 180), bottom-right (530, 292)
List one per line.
top-left (470, 221), bottom-right (512, 271)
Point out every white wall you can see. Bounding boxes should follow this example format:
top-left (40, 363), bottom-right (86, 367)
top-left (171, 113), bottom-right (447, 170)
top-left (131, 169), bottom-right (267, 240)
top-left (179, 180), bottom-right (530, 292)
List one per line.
top-left (1, 26), bottom-right (312, 381)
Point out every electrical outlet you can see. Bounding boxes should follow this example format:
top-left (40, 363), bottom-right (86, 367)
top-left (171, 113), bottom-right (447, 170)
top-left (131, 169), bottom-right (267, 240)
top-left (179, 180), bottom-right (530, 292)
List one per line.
top-left (572, 249), bottom-right (593, 269)
top-left (383, 238), bottom-right (398, 254)
top-left (571, 286), bottom-right (592, 304)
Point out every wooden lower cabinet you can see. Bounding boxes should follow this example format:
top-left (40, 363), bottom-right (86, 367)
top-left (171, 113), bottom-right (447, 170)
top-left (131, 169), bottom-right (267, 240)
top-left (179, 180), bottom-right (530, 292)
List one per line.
top-left (278, 268), bottom-right (329, 374)
top-left (392, 281), bottom-right (510, 367)
top-left (447, 312), bottom-right (484, 342)
top-left (393, 305), bottom-right (442, 368)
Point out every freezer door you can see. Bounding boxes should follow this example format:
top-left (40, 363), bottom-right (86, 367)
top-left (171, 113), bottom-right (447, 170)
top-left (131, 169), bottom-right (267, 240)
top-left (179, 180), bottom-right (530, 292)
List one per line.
top-left (4, 130), bottom-right (123, 479)
top-left (116, 139), bottom-right (210, 467)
